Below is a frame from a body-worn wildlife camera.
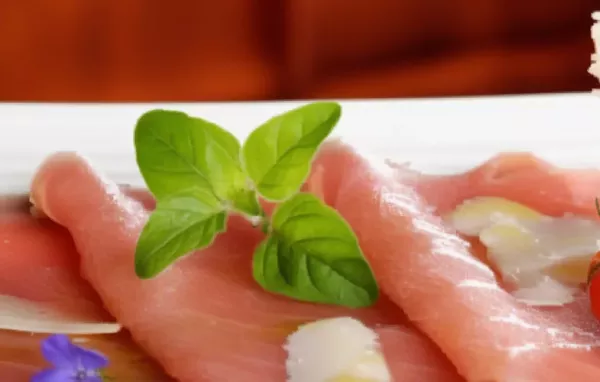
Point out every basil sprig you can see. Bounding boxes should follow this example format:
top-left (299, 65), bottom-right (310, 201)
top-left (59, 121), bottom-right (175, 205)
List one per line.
top-left (134, 102), bottom-right (379, 308)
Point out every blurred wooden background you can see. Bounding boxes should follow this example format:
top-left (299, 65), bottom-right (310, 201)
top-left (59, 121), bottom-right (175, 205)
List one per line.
top-left (0, 0), bottom-right (595, 101)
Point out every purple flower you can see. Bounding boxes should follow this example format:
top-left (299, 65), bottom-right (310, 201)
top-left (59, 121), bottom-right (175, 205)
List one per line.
top-left (31, 334), bottom-right (109, 382)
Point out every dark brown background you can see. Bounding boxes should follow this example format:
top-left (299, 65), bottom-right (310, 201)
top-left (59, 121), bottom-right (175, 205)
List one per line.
top-left (0, 0), bottom-right (595, 101)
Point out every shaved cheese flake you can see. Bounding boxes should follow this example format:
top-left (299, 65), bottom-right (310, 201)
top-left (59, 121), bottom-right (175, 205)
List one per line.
top-left (332, 352), bottom-right (391, 381)
top-left (547, 256), bottom-right (590, 285)
top-left (480, 223), bottom-right (538, 274)
top-left (481, 218), bottom-right (600, 276)
top-left (448, 197), bottom-right (542, 236)
top-left (285, 317), bottom-right (391, 382)
top-left (449, 197), bottom-right (600, 307)
top-left (0, 295), bottom-right (121, 334)
top-left (512, 277), bottom-right (577, 307)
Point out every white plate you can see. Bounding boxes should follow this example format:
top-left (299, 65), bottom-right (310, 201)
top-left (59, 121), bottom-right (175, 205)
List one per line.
top-left (0, 92), bottom-right (598, 194)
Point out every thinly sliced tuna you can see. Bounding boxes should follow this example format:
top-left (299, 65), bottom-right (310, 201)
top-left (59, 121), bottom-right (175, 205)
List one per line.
top-left (308, 143), bottom-right (600, 381)
top-left (30, 150), bottom-right (462, 382)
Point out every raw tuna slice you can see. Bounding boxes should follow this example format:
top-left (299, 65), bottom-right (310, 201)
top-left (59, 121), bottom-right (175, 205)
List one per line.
top-left (0, 207), bottom-right (106, 316)
top-left (30, 151), bottom-right (463, 382)
top-left (0, 200), bottom-right (171, 381)
top-left (308, 143), bottom-right (600, 381)
top-left (406, 152), bottom-right (600, 217)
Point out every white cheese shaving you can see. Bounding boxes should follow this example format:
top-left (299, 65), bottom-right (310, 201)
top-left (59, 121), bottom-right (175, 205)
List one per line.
top-left (0, 295), bottom-right (121, 334)
top-left (285, 317), bottom-right (391, 382)
top-left (450, 197), bottom-right (600, 307)
top-left (511, 276), bottom-right (578, 306)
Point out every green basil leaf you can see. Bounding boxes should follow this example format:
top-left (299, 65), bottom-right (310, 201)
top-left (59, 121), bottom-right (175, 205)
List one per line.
top-left (135, 188), bottom-right (227, 278)
top-left (230, 187), bottom-right (262, 217)
top-left (252, 193), bottom-right (378, 308)
top-left (241, 102), bottom-right (341, 201)
top-left (134, 109), bottom-right (250, 205)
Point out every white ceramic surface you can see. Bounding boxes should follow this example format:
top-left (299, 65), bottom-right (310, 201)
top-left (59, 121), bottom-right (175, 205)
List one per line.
top-left (0, 92), bottom-right (598, 194)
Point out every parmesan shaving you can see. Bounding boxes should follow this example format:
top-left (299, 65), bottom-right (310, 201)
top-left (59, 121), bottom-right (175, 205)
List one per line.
top-left (511, 276), bottom-right (577, 307)
top-left (285, 317), bottom-right (391, 382)
top-left (450, 197), bottom-right (600, 307)
top-left (0, 295), bottom-right (121, 334)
